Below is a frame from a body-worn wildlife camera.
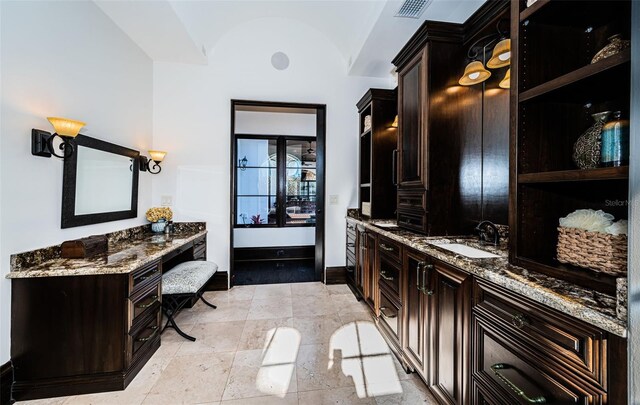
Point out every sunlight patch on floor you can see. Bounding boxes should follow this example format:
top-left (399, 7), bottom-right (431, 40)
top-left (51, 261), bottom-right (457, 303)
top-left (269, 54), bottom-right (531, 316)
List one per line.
top-left (256, 326), bottom-right (300, 397)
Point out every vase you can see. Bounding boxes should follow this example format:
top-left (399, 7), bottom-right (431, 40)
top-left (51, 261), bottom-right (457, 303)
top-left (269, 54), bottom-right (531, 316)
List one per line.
top-left (591, 34), bottom-right (630, 64)
top-left (601, 111), bottom-right (630, 167)
top-left (151, 219), bottom-right (167, 233)
top-left (573, 111), bottom-right (610, 169)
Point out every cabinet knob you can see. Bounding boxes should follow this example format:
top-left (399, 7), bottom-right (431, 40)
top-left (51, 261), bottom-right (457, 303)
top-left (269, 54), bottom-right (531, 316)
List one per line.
top-left (511, 313), bottom-right (529, 329)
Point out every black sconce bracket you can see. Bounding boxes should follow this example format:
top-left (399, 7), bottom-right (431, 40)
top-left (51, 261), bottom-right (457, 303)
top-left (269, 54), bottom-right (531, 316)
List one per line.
top-left (138, 155), bottom-right (162, 174)
top-left (31, 129), bottom-right (75, 159)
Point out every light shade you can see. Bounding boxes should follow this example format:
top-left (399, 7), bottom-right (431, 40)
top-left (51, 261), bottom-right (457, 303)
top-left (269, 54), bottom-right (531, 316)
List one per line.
top-left (499, 68), bottom-right (511, 89)
top-left (149, 150), bottom-right (167, 162)
top-left (459, 61), bottom-right (491, 86)
top-left (47, 117), bottom-right (85, 138)
top-left (391, 115), bottom-right (399, 128)
top-left (487, 38), bottom-right (511, 69)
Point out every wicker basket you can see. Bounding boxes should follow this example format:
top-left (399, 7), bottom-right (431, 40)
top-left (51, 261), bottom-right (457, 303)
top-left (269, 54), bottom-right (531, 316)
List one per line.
top-left (556, 226), bottom-right (627, 276)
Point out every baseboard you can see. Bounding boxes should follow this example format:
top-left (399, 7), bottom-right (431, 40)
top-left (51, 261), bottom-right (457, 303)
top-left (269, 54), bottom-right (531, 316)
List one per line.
top-left (205, 271), bottom-right (229, 291)
top-left (325, 266), bottom-right (347, 284)
top-left (1, 361), bottom-right (13, 405)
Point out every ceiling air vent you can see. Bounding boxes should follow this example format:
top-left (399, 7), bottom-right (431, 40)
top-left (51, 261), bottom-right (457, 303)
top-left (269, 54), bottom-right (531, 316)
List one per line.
top-left (395, 0), bottom-right (432, 18)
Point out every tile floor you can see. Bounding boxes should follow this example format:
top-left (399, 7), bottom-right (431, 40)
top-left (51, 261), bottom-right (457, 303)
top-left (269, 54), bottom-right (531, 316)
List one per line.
top-left (18, 282), bottom-right (437, 405)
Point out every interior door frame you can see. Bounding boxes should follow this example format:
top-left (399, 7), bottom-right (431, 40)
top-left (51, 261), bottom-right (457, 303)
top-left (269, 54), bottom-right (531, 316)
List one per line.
top-left (229, 99), bottom-right (326, 286)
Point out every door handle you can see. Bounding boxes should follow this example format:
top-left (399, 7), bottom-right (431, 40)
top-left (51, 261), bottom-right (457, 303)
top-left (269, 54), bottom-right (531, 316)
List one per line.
top-left (417, 261), bottom-right (426, 292)
top-left (423, 264), bottom-right (434, 295)
top-left (490, 364), bottom-right (547, 404)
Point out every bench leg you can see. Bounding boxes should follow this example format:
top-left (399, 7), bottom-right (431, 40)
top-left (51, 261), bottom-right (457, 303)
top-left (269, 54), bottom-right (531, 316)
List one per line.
top-left (198, 292), bottom-right (217, 309)
top-left (161, 296), bottom-right (197, 342)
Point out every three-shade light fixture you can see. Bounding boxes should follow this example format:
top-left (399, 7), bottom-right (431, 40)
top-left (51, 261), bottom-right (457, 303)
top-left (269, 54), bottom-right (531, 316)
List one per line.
top-left (459, 31), bottom-right (511, 88)
top-left (32, 116), bottom-right (167, 174)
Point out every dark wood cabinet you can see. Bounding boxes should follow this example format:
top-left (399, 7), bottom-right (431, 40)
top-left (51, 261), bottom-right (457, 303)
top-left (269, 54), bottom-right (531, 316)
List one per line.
top-left (402, 249), bottom-right (429, 375)
top-left (428, 260), bottom-right (471, 405)
top-left (363, 231), bottom-right (377, 311)
top-left (509, 0), bottom-right (633, 295)
top-left (357, 89), bottom-right (398, 219)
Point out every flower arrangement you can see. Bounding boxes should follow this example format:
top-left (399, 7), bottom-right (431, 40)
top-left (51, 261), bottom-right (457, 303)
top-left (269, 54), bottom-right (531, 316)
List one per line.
top-left (146, 207), bottom-right (173, 223)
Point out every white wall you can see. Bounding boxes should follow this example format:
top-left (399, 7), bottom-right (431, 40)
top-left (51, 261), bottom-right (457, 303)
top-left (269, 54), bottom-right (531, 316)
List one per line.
top-left (0, 1), bottom-right (153, 365)
top-left (152, 17), bottom-right (392, 272)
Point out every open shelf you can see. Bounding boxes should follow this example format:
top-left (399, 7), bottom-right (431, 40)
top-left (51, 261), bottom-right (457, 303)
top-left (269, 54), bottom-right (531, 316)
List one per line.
top-left (360, 128), bottom-right (372, 137)
top-left (519, 49), bottom-right (630, 102)
top-left (519, 0), bottom-right (551, 21)
top-left (360, 183), bottom-right (371, 188)
top-left (518, 166), bottom-right (629, 183)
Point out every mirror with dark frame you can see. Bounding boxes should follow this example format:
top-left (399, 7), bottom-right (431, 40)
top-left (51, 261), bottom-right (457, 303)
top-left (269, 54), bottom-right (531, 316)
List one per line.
top-left (62, 135), bottom-right (140, 229)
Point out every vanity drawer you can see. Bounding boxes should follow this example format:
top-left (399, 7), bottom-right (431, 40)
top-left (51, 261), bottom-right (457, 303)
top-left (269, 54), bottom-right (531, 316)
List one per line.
top-left (397, 209), bottom-right (427, 234)
top-left (397, 189), bottom-right (427, 211)
top-left (473, 279), bottom-right (606, 386)
top-left (346, 221), bottom-right (357, 238)
top-left (378, 290), bottom-right (400, 341)
top-left (129, 309), bottom-right (161, 362)
top-left (130, 260), bottom-right (162, 294)
top-left (129, 281), bottom-right (161, 329)
top-left (377, 236), bottom-right (401, 262)
top-left (473, 313), bottom-right (604, 404)
top-left (379, 255), bottom-right (400, 301)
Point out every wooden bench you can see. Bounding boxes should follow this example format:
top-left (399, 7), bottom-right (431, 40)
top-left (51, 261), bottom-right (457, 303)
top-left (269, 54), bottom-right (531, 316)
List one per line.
top-left (161, 260), bottom-right (218, 341)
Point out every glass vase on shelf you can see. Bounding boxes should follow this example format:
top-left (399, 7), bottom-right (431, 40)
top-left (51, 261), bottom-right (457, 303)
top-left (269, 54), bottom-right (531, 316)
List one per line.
top-left (601, 111), bottom-right (630, 167)
top-left (572, 111), bottom-right (610, 170)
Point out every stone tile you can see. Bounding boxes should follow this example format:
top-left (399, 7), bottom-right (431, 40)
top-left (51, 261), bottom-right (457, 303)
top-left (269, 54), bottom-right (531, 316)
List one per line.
top-left (175, 320), bottom-right (245, 356)
top-left (339, 311), bottom-right (376, 325)
top-left (292, 295), bottom-right (337, 317)
top-left (293, 314), bottom-right (343, 345)
top-left (291, 282), bottom-right (329, 297)
top-left (329, 321), bottom-right (389, 359)
top-left (17, 397), bottom-right (71, 405)
top-left (62, 390), bottom-right (147, 405)
top-left (222, 349), bottom-right (297, 401)
top-left (332, 294), bottom-right (370, 315)
top-left (206, 286), bottom-right (255, 304)
top-left (220, 393), bottom-right (298, 404)
top-left (326, 284), bottom-right (354, 295)
top-left (247, 298), bottom-right (293, 320)
top-left (161, 323), bottom-right (197, 343)
top-left (143, 352), bottom-right (234, 404)
top-left (153, 340), bottom-right (183, 358)
top-left (295, 344), bottom-right (358, 392)
top-left (238, 318), bottom-right (294, 351)
top-left (124, 355), bottom-right (173, 394)
top-left (298, 387), bottom-right (376, 404)
top-left (373, 377), bottom-right (437, 405)
top-left (252, 284), bottom-right (292, 300)
top-left (171, 307), bottom-right (201, 326)
top-left (197, 300), bottom-right (251, 323)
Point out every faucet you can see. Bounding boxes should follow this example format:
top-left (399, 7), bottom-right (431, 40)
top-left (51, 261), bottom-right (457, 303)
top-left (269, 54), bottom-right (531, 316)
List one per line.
top-left (475, 220), bottom-right (500, 246)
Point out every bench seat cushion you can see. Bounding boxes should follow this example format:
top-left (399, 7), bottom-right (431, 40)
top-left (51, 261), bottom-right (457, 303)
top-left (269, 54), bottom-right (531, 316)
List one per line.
top-left (162, 261), bottom-right (218, 295)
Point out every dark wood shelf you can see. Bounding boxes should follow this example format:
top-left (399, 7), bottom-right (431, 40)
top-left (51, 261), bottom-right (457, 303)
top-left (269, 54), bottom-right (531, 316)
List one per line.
top-left (360, 128), bottom-right (372, 137)
top-left (518, 166), bottom-right (629, 184)
top-left (360, 183), bottom-right (371, 188)
top-left (519, 48), bottom-right (630, 102)
top-left (519, 0), bottom-right (550, 21)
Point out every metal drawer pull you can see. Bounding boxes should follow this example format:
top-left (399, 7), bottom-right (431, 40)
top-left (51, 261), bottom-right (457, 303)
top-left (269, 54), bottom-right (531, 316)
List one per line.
top-left (490, 364), bottom-right (547, 404)
top-left (347, 243), bottom-right (356, 247)
top-left (379, 306), bottom-right (397, 319)
top-left (512, 313), bottom-right (529, 329)
top-left (380, 271), bottom-right (394, 281)
top-left (136, 326), bottom-right (159, 342)
top-left (136, 295), bottom-right (159, 309)
top-left (137, 268), bottom-right (159, 282)
top-left (417, 261), bottom-right (425, 292)
top-left (379, 243), bottom-right (394, 252)
top-left (423, 264), bottom-right (434, 296)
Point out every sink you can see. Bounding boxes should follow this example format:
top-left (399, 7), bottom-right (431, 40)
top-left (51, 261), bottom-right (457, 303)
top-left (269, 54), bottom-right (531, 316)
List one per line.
top-left (431, 243), bottom-right (500, 259)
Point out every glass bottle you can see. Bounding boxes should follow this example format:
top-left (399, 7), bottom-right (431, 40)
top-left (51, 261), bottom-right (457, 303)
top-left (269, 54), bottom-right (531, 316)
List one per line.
top-left (601, 111), bottom-right (630, 167)
top-left (572, 111), bottom-right (610, 169)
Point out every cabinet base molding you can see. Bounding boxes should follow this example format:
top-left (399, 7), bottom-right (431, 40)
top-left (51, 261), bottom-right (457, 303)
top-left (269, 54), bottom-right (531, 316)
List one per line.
top-left (205, 271), bottom-right (229, 291)
top-left (11, 336), bottom-right (159, 402)
top-left (1, 361), bottom-right (13, 405)
top-left (324, 266), bottom-right (347, 284)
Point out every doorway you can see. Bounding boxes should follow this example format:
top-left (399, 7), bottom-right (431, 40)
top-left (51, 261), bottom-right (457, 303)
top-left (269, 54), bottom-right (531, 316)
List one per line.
top-left (229, 100), bottom-right (326, 286)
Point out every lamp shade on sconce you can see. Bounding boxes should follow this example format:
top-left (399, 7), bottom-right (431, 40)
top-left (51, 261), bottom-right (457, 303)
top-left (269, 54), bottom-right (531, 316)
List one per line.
top-left (148, 150), bottom-right (167, 162)
top-left (391, 115), bottom-right (399, 128)
top-left (487, 38), bottom-right (511, 68)
top-left (47, 117), bottom-right (85, 137)
top-left (459, 61), bottom-right (491, 86)
top-left (499, 68), bottom-right (511, 89)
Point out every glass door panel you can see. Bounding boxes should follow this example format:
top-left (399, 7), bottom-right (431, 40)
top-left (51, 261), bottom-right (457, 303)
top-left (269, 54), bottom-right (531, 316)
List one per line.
top-left (286, 140), bottom-right (316, 225)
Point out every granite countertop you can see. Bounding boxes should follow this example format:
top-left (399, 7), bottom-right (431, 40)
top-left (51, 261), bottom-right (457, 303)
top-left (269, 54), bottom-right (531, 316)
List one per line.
top-left (7, 228), bottom-right (207, 279)
top-left (346, 216), bottom-right (627, 337)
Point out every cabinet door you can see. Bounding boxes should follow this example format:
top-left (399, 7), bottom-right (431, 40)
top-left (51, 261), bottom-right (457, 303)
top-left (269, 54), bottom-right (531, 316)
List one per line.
top-left (364, 232), bottom-right (377, 310)
top-left (397, 48), bottom-right (427, 188)
top-left (429, 261), bottom-right (471, 405)
top-left (402, 249), bottom-right (429, 375)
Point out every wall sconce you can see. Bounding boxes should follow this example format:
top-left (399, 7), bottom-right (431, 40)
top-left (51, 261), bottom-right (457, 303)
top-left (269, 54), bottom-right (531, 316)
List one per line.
top-left (499, 68), bottom-right (511, 89)
top-left (459, 21), bottom-right (510, 87)
top-left (238, 155), bottom-right (248, 171)
top-left (139, 150), bottom-right (167, 174)
top-left (32, 117), bottom-right (85, 158)
top-left (391, 115), bottom-right (399, 128)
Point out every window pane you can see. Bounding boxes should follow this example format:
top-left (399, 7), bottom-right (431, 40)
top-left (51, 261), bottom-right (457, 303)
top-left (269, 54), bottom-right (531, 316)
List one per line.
top-left (237, 167), bottom-right (276, 196)
top-left (236, 196), bottom-right (277, 225)
top-left (286, 165), bottom-right (316, 225)
top-left (237, 138), bottom-right (277, 169)
top-left (286, 139), bottom-right (316, 168)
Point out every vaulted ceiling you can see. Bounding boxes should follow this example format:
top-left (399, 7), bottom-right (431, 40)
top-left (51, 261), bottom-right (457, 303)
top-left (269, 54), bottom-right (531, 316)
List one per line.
top-left (95, 0), bottom-right (486, 78)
